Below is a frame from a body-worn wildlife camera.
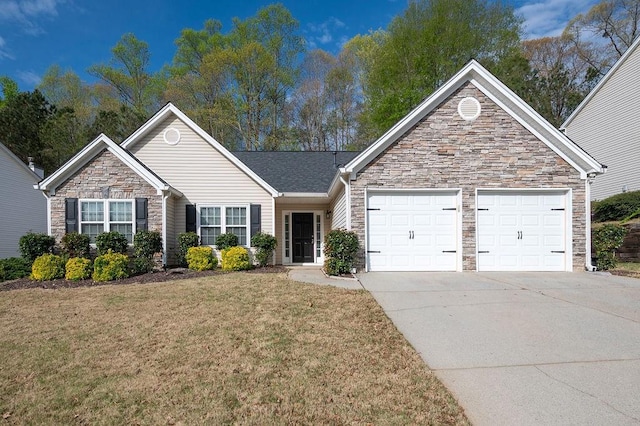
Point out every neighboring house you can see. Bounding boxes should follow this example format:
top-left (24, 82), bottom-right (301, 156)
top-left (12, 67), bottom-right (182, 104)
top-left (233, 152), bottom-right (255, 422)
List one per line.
top-left (0, 142), bottom-right (46, 258)
top-left (37, 60), bottom-right (604, 272)
top-left (562, 36), bottom-right (640, 200)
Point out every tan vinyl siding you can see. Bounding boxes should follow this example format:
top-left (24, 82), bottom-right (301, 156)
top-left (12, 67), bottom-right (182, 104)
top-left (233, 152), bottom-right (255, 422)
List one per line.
top-left (330, 187), bottom-right (347, 230)
top-left (128, 115), bottom-right (274, 244)
top-left (564, 45), bottom-right (640, 200)
top-left (0, 148), bottom-right (46, 258)
top-left (274, 202), bottom-right (329, 265)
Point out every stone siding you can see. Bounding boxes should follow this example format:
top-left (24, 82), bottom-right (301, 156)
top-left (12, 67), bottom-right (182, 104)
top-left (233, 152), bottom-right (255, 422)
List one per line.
top-left (351, 83), bottom-right (586, 271)
top-left (50, 150), bottom-right (163, 243)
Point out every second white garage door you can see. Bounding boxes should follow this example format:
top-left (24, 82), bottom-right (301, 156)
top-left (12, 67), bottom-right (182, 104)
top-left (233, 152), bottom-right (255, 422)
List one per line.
top-left (477, 191), bottom-right (569, 271)
top-left (367, 191), bottom-right (459, 271)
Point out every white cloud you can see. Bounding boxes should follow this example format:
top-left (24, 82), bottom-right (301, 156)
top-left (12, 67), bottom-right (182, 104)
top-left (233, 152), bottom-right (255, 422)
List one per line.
top-left (306, 17), bottom-right (347, 50)
top-left (0, 36), bottom-right (14, 59)
top-left (17, 70), bottom-right (41, 86)
top-left (0, 0), bottom-right (64, 35)
top-left (516, 0), bottom-right (598, 39)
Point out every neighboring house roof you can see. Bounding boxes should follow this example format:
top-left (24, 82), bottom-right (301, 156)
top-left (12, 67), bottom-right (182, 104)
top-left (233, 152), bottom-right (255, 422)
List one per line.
top-left (121, 103), bottom-right (279, 197)
top-left (233, 151), bottom-right (359, 194)
top-left (343, 60), bottom-right (605, 179)
top-left (562, 36), bottom-right (640, 129)
top-left (0, 141), bottom-right (43, 182)
top-left (36, 134), bottom-right (182, 196)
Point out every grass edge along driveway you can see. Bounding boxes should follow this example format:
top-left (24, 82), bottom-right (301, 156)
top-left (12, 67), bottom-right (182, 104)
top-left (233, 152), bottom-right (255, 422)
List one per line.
top-left (0, 272), bottom-right (469, 425)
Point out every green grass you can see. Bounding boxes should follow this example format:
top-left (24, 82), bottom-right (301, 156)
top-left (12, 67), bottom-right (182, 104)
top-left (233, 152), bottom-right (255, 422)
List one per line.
top-left (0, 272), bottom-right (468, 425)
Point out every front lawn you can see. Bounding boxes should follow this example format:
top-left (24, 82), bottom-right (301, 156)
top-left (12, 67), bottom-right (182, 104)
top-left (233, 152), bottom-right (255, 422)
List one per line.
top-left (0, 272), bottom-right (468, 424)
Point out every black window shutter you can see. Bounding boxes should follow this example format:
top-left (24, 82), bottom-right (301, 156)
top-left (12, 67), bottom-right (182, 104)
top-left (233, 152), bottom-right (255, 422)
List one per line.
top-left (135, 198), bottom-right (148, 231)
top-left (65, 198), bottom-right (78, 233)
top-left (186, 204), bottom-right (197, 233)
top-left (250, 204), bottom-right (261, 239)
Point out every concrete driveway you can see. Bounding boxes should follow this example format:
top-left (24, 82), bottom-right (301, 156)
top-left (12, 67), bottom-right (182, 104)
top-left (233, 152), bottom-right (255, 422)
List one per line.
top-left (358, 272), bottom-right (640, 425)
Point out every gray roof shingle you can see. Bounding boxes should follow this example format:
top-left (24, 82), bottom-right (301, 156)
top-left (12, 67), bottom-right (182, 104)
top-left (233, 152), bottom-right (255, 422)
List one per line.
top-left (232, 151), bottom-right (360, 193)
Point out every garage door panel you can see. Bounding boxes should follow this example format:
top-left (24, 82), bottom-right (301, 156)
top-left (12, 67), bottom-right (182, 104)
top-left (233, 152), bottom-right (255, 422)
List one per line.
top-left (478, 191), bottom-right (568, 272)
top-left (367, 191), bottom-right (459, 271)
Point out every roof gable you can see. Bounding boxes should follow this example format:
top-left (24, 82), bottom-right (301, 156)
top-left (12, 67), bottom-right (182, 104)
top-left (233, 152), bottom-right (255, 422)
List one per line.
top-left (121, 103), bottom-right (279, 197)
top-left (562, 36), bottom-right (640, 129)
top-left (0, 141), bottom-right (41, 182)
top-left (36, 134), bottom-right (181, 196)
top-left (344, 60), bottom-right (604, 179)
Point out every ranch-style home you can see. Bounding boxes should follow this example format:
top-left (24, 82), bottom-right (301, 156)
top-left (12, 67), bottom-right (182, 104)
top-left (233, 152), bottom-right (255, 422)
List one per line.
top-left (36, 60), bottom-right (604, 272)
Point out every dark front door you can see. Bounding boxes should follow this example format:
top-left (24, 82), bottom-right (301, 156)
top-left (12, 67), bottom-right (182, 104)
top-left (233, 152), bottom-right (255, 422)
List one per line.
top-left (292, 213), bottom-right (314, 263)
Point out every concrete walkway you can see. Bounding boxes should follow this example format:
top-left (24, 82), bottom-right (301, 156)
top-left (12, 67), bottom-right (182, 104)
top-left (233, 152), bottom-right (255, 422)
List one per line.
top-left (358, 271), bottom-right (640, 425)
top-left (287, 266), bottom-right (363, 290)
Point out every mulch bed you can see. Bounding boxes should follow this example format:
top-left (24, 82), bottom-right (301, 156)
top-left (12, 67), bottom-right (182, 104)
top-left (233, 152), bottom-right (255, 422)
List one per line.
top-left (0, 266), bottom-right (289, 292)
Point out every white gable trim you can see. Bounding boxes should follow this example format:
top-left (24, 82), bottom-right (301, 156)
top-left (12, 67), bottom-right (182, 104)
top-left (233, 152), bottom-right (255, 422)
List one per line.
top-left (344, 60), bottom-right (604, 179)
top-left (562, 36), bottom-right (640, 129)
top-left (121, 103), bottom-right (279, 197)
top-left (36, 134), bottom-right (182, 197)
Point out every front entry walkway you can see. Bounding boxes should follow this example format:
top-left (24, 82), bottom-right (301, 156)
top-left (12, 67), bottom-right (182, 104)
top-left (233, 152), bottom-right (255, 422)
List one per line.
top-left (358, 271), bottom-right (640, 425)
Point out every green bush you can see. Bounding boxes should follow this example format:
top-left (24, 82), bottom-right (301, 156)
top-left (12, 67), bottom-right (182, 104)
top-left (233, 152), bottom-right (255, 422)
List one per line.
top-left (61, 232), bottom-right (91, 258)
top-left (19, 232), bottom-right (56, 263)
top-left (131, 257), bottom-right (155, 275)
top-left (323, 229), bottom-right (359, 276)
top-left (93, 251), bottom-right (129, 282)
top-left (221, 246), bottom-right (250, 271)
top-left (593, 190), bottom-right (640, 222)
top-left (178, 232), bottom-right (200, 267)
top-left (592, 223), bottom-right (628, 270)
top-left (95, 231), bottom-right (129, 255)
top-left (186, 246), bottom-right (217, 271)
top-left (251, 232), bottom-right (277, 267)
top-left (65, 257), bottom-right (92, 281)
top-left (134, 230), bottom-right (163, 258)
top-left (216, 233), bottom-right (238, 250)
top-left (0, 257), bottom-right (31, 281)
top-left (31, 254), bottom-right (65, 281)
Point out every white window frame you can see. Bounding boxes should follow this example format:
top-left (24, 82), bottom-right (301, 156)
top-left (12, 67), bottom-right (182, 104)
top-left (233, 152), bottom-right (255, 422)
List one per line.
top-left (197, 204), bottom-right (250, 247)
top-left (79, 199), bottom-right (136, 244)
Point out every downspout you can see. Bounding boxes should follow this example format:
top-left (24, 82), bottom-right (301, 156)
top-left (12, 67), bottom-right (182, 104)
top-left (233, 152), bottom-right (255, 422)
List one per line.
top-left (339, 175), bottom-right (351, 230)
top-left (42, 191), bottom-right (52, 235)
top-left (162, 191), bottom-right (170, 267)
top-left (585, 174), bottom-right (596, 271)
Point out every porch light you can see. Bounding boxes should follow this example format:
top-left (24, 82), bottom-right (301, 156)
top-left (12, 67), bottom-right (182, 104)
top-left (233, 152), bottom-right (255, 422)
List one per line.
top-left (326, 210), bottom-right (332, 219)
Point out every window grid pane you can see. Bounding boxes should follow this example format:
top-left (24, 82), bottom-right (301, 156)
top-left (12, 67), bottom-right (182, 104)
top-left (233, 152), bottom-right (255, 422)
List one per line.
top-left (81, 223), bottom-right (104, 242)
top-left (316, 215), bottom-right (321, 258)
top-left (111, 224), bottom-right (133, 242)
top-left (227, 226), bottom-right (246, 246)
top-left (109, 201), bottom-right (132, 222)
top-left (201, 227), bottom-right (221, 246)
top-left (201, 207), bottom-right (221, 226)
top-left (226, 207), bottom-right (246, 226)
top-left (284, 215), bottom-right (289, 258)
top-left (81, 201), bottom-right (104, 222)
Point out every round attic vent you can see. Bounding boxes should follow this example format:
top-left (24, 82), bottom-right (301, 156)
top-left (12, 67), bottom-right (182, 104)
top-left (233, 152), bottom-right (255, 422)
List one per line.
top-left (458, 97), bottom-right (481, 121)
top-left (163, 127), bottom-right (181, 145)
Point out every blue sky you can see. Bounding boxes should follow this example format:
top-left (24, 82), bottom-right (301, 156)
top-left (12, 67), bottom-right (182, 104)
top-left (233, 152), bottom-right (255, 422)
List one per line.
top-left (0, 0), bottom-right (598, 91)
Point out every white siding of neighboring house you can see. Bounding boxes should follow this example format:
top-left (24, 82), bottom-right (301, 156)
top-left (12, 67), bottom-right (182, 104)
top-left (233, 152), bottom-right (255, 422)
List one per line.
top-left (563, 41), bottom-right (640, 200)
top-left (330, 187), bottom-right (347, 230)
top-left (0, 144), bottom-right (46, 258)
top-left (127, 115), bottom-right (274, 260)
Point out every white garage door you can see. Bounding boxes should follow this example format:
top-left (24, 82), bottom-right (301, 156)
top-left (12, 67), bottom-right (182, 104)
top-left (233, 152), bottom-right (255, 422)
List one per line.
top-left (477, 191), bottom-right (568, 271)
top-left (367, 191), bottom-right (459, 271)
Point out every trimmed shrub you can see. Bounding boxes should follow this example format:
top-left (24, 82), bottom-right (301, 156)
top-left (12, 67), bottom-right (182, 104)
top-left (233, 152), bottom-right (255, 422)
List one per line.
top-left (251, 232), bottom-right (278, 267)
top-left (593, 190), bottom-right (640, 222)
top-left (186, 246), bottom-right (217, 271)
top-left (133, 230), bottom-right (163, 273)
top-left (95, 231), bottom-right (129, 255)
top-left (65, 257), bottom-right (92, 281)
top-left (178, 232), bottom-right (200, 267)
top-left (0, 257), bottom-right (31, 281)
top-left (592, 223), bottom-right (627, 270)
top-left (61, 232), bottom-right (91, 258)
top-left (221, 246), bottom-right (251, 271)
top-left (216, 233), bottom-right (238, 250)
top-left (93, 251), bottom-right (129, 282)
top-left (323, 229), bottom-right (359, 276)
top-left (19, 232), bottom-right (56, 263)
top-left (31, 254), bottom-right (65, 281)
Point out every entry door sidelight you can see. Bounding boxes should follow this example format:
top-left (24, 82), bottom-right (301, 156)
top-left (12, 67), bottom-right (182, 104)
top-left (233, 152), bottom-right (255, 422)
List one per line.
top-left (292, 213), bottom-right (314, 263)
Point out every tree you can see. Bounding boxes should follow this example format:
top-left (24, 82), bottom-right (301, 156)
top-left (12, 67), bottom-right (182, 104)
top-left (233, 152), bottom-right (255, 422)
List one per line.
top-left (0, 76), bottom-right (19, 109)
top-left (87, 104), bottom-right (147, 143)
top-left (564, 0), bottom-right (640, 79)
top-left (0, 90), bottom-right (56, 173)
top-left (88, 33), bottom-right (162, 115)
top-left (357, 0), bottom-right (522, 139)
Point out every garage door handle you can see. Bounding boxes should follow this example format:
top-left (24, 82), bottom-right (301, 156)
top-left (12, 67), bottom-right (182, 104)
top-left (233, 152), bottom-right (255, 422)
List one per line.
top-left (551, 250), bottom-right (565, 253)
top-left (478, 251), bottom-right (489, 254)
top-left (442, 250), bottom-right (456, 253)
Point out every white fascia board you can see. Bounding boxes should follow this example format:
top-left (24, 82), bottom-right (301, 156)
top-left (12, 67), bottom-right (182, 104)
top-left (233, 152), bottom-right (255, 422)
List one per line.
top-left (562, 36), bottom-right (640, 129)
top-left (281, 192), bottom-right (330, 198)
top-left (121, 103), bottom-right (279, 197)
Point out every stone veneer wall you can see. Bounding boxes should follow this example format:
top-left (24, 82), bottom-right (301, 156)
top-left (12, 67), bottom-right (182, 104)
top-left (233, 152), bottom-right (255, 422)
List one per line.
top-left (350, 83), bottom-right (587, 271)
top-left (50, 149), bottom-right (163, 243)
